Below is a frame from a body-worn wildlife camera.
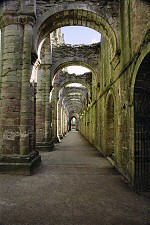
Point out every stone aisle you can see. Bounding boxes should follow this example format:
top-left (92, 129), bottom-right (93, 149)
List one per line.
top-left (0, 131), bottom-right (150, 225)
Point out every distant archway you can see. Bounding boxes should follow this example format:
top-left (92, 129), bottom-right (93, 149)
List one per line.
top-left (51, 58), bottom-right (98, 81)
top-left (71, 117), bottom-right (77, 130)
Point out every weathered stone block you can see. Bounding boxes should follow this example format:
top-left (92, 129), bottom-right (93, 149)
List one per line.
top-left (0, 151), bottom-right (41, 175)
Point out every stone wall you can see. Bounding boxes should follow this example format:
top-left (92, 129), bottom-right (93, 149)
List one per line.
top-left (51, 43), bottom-right (100, 79)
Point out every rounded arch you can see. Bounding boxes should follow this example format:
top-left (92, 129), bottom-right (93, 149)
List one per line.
top-left (130, 34), bottom-right (150, 105)
top-left (105, 88), bottom-right (116, 111)
top-left (35, 7), bottom-right (117, 59)
top-left (70, 113), bottom-right (79, 120)
top-left (58, 81), bottom-right (91, 103)
top-left (133, 51), bottom-right (150, 191)
top-left (68, 114), bottom-right (79, 131)
top-left (60, 86), bottom-right (88, 96)
top-left (59, 81), bottom-right (90, 92)
top-left (127, 37), bottom-right (150, 191)
top-left (51, 81), bottom-right (90, 104)
top-left (105, 89), bottom-right (116, 159)
top-left (62, 92), bottom-right (87, 102)
top-left (51, 58), bottom-right (98, 81)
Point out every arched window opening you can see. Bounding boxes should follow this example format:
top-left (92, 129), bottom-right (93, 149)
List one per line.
top-left (71, 117), bottom-right (77, 131)
top-left (134, 52), bottom-right (150, 191)
top-left (61, 26), bottom-right (101, 45)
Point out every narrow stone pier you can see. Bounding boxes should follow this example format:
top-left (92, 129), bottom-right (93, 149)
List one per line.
top-left (0, 131), bottom-right (150, 225)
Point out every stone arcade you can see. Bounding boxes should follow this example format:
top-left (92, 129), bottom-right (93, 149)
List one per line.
top-left (0, 0), bottom-right (150, 191)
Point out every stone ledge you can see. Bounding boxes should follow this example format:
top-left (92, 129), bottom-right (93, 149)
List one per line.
top-left (0, 152), bottom-right (41, 175)
top-left (36, 141), bottom-right (54, 151)
top-left (0, 151), bottom-right (40, 163)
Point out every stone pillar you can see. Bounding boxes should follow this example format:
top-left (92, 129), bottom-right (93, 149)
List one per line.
top-left (36, 65), bottom-right (46, 143)
top-left (52, 87), bottom-right (60, 143)
top-left (58, 100), bottom-right (63, 139)
top-left (36, 36), bottom-right (54, 151)
top-left (44, 65), bottom-right (54, 148)
top-left (64, 111), bottom-right (68, 135)
top-left (61, 106), bottom-right (64, 135)
top-left (0, 17), bottom-right (41, 175)
top-left (62, 106), bottom-right (67, 136)
top-left (0, 29), bottom-right (1, 108)
top-left (0, 24), bottom-right (23, 155)
top-left (120, 0), bottom-right (132, 64)
top-left (20, 23), bottom-right (33, 155)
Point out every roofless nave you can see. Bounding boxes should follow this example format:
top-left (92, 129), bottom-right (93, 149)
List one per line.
top-left (0, 0), bottom-right (150, 192)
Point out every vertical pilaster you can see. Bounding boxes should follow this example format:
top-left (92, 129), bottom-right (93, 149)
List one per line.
top-left (36, 65), bottom-right (46, 142)
top-left (57, 100), bottom-right (63, 139)
top-left (0, 29), bottom-right (1, 148)
top-left (45, 65), bottom-right (53, 144)
top-left (120, 0), bottom-right (132, 64)
top-left (52, 87), bottom-right (60, 143)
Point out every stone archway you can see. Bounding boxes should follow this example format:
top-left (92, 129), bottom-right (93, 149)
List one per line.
top-left (35, 5), bottom-right (118, 60)
top-left (50, 43), bottom-right (100, 81)
top-left (52, 71), bottom-right (92, 103)
top-left (106, 94), bottom-right (115, 160)
top-left (35, 3), bottom-right (117, 148)
top-left (51, 75), bottom-right (90, 142)
top-left (134, 52), bottom-right (150, 191)
top-left (70, 117), bottom-right (77, 131)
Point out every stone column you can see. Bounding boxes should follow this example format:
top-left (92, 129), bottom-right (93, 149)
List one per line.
top-left (36, 65), bottom-right (54, 150)
top-left (36, 36), bottom-right (54, 151)
top-left (44, 65), bottom-right (54, 147)
top-left (52, 87), bottom-right (60, 143)
top-left (62, 106), bottom-right (65, 136)
top-left (36, 65), bottom-right (46, 143)
top-left (64, 111), bottom-right (68, 135)
top-left (0, 24), bottom-right (23, 155)
top-left (20, 23), bottom-right (33, 155)
top-left (57, 100), bottom-right (63, 139)
top-left (0, 17), bottom-right (41, 175)
top-left (0, 29), bottom-right (1, 109)
top-left (62, 106), bottom-right (67, 136)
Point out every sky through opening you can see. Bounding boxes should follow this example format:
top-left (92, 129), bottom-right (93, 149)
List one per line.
top-left (62, 26), bottom-right (101, 75)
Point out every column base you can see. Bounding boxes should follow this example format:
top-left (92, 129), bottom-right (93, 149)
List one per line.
top-left (53, 136), bottom-right (60, 143)
top-left (0, 151), bottom-right (41, 175)
top-left (59, 134), bottom-right (63, 140)
top-left (36, 141), bottom-right (54, 151)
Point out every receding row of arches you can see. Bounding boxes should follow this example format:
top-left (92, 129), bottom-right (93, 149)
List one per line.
top-left (30, 18), bottom-right (150, 190)
top-left (0, 2), bottom-right (149, 192)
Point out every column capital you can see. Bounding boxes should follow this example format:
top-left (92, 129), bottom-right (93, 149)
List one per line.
top-left (38, 64), bottom-right (52, 70)
top-left (0, 14), bottom-right (36, 28)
